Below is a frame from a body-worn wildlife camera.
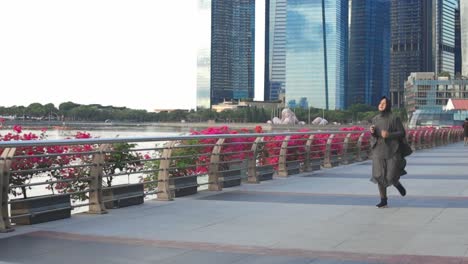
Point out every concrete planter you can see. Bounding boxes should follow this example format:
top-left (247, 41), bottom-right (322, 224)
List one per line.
top-left (103, 183), bottom-right (144, 209)
top-left (310, 159), bottom-right (321, 171)
top-left (286, 160), bottom-right (301, 175)
top-left (11, 194), bottom-right (71, 225)
top-left (256, 164), bottom-right (274, 181)
top-left (171, 176), bottom-right (198, 197)
top-left (221, 168), bottom-right (242, 188)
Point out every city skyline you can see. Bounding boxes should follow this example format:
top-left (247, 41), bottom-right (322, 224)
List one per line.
top-left (1, 0), bottom-right (465, 112)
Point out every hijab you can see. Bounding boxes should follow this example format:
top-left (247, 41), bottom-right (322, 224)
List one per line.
top-left (379, 96), bottom-right (392, 116)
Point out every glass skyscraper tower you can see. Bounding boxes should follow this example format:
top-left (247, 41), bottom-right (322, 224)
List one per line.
top-left (390, 0), bottom-right (458, 108)
top-left (210, 0), bottom-right (255, 106)
top-left (435, 0), bottom-right (458, 76)
top-left (348, 0), bottom-right (390, 107)
top-left (266, 0), bottom-right (348, 110)
top-left (196, 0), bottom-right (212, 109)
top-left (460, 0), bottom-right (468, 76)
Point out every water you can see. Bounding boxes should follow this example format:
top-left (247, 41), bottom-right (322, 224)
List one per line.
top-left (2, 125), bottom-right (190, 214)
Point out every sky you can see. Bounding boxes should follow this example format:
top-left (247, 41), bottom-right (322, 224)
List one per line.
top-left (0, 1), bottom-right (209, 112)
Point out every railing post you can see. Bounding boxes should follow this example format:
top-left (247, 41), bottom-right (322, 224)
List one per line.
top-left (0, 148), bottom-right (15, 233)
top-left (416, 130), bottom-right (423, 149)
top-left (277, 136), bottom-right (291, 177)
top-left (248, 137), bottom-right (263, 183)
top-left (208, 138), bottom-right (224, 190)
top-left (323, 134), bottom-right (335, 168)
top-left (88, 144), bottom-right (109, 214)
top-left (342, 133), bottom-right (352, 165)
top-left (304, 135), bottom-right (315, 172)
top-left (430, 130), bottom-right (436, 148)
top-left (157, 141), bottom-right (176, 201)
top-left (423, 130), bottom-right (430, 149)
top-left (356, 132), bottom-right (366, 161)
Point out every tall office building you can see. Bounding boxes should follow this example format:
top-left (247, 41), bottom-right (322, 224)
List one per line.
top-left (266, 0), bottom-right (348, 110)
top-left (390, 0), bottom-right (458, 108)
top-left (265, 0), bottom-right (287, 101)
top-left (434, 0), bottom-right (458, 76)
top-left (461, 0), bottom-right (468, 76)
top-left (196, 0), bottom-right (212, 109)
top-left (455, 4), bottom-right (462, 76)
top-left (348, 0), bottom-right (390, 107)
top-left (210, 0), bottom-right (255, 106)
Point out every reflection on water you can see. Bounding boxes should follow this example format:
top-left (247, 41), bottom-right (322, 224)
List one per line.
top-left (2, 126), bottom-right (195, 215)
top-left (2, 126), bottom-right (186, 139)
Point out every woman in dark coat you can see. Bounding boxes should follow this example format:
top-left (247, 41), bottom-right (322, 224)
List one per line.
top-left (464, 118), bottom-right (468, 146)
top-left (370, 96), bottom-right (407, 208)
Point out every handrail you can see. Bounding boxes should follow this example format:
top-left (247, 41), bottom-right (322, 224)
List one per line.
top-left (0, 127), bottom-right (463, 232)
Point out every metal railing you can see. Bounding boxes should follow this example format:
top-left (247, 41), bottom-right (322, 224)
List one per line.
top-left (0, 127), bottom-right (464, 232)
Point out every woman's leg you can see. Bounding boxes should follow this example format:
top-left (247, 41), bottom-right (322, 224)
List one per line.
top-left (376, 183), bottom-right (388, 208)
top-left (394, 181), bottom-right (406, 196)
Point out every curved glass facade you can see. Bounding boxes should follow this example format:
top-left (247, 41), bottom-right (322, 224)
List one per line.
top-left (281, 0), bottom-right (347, 110)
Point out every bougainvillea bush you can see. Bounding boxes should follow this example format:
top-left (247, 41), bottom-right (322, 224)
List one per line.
top-left (0, 126), bottom-right (93, 199)
top-left (0, 126), bottom-right (145, 201)
top-left (190, 126), bottom-right (256, 173)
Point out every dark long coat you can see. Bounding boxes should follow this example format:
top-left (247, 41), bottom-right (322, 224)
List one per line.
top-left (464, 121), bottom-right (468, 137)
top-left (370, 112), bottom-right (407, 187)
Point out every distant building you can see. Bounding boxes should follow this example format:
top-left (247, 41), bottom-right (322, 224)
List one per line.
top-left (348, 0), bottom-right (390, 107)
top-left (196, 0), bottom-right (212, 109)
top-left (153, 109), bottom-right (190, 114)
top-left (404, 72), bottom-right (468, 121)
top-left (265, 0), bottom-right (286, 101)
top-left (211, 99), bottom-right (283, 113)
top-left (461, 0), bottom-right (468, 76)
top-left (444, 98), bottom-right (468, 121)
top-left (390, 0), bottom-right (458, 108)
top-left (265, 0), bottom-right (348, 110)
top-left (455, 5), bottom-right (462, 76)
top-left (210, 0), bottom-right (255, 106)
top-left (197, 0), bottom-right (256, 109)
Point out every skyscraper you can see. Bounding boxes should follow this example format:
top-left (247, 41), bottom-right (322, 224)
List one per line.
top-left (210, 0), bottom-right (255, 106)
top-left (266, 0), bottom-right (348, 110)
top-left (455, 4), bottom-right (462, 76)
top-left (434, 0), bottom-right (458, 76)
top-left (196, 0), bottom-right (212, 109)
top-left (348, 0), bottom-right (390, 107)
top-left (390, 0), bottom-right (458, 108)
top-left (265, 0), bottom-right (287, 101)
top-left (461, 0), bottom-right (468, 76)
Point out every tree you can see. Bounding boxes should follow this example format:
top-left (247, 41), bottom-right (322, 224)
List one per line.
top-left (439, 71), bottom-right (451, 78)
top-left (26, 103), bottom-right (46, 117)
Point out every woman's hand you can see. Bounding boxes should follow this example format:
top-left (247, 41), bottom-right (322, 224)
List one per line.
top-left (370, 125), bottom-right (375, 134)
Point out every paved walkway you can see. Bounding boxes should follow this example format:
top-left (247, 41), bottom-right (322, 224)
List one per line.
top-left (1, 143), bottom-right (468, 264)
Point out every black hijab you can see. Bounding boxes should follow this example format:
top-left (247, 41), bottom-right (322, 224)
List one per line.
top-left (379, 96), bottom-right (392, 114)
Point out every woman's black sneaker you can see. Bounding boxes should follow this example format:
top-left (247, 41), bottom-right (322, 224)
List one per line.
top-left (376, 198), bottom-right (388, 208)
top-left (395, 183), bottom-right (406, 197)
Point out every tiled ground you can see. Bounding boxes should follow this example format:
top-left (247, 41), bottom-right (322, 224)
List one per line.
top-left (0, 143), bottom-right (467, 264)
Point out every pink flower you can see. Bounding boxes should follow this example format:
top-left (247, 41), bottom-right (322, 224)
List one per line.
top-left (13, 125), bottom-right (22, 133)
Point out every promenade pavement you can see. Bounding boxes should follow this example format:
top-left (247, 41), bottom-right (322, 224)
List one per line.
top-left (1, 142), bottom-right (468, 264)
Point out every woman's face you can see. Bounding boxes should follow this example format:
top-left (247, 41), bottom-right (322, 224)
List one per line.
top-left (378, 99), bottom-right (387, 112)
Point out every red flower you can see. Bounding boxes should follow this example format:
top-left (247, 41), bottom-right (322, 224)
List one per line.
top-left (13, 125), bottom-right (22, 133)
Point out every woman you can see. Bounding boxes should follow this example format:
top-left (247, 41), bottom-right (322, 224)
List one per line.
top-left (370, 96), bottom-right (407, 208)
top-left (463, 118), bottom-right (468, 146)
